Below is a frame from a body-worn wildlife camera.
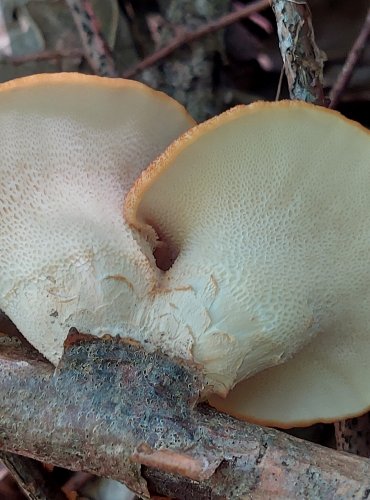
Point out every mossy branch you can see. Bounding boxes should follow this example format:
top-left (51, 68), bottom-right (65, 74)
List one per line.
top-left (1, 334), bottom-right (370, 499)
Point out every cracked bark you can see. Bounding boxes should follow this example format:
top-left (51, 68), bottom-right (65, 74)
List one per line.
top-left (271, 0), bottom-right (326, 104)
top-left (1, 332), bottom-right (370, 499)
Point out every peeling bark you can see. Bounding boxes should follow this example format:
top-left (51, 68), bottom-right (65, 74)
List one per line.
top-left (271, 0), bottom-right (326, 104)
top-left (1, 333), bottom-right (370, 499)
top-left (0, 451), bottom-right (66, 500)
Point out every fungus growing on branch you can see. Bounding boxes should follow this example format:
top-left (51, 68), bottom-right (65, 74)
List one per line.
top-left (126, 101), bottom-right (370, 427)
top-left (2, 74), bottom-right (370, 429)
top-left (0, 73), bottom-right (195, 365)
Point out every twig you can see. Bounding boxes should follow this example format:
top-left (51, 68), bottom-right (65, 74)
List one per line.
top-left (271, 0), bottom-right (326, 105)
top-left (275, 64), bottom-right (285, 100)
top-left (1, 49), bottom-right (84, 66)
top-left (65, 0), bottom-right (118, 77)
top-left (122, 0), bottom-right (270, 78)
top-left (0, 451), bottom-right (66, 500)
top-left (1, 333), bottom-right (370, 499)
top-left (335, 415), bottom-right (370, 458)
top-left (329, 8), bottom-right (370, 109)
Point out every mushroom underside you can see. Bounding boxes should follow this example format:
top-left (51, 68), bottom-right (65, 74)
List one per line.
top-left (126, 101), bottom-right (370, 426)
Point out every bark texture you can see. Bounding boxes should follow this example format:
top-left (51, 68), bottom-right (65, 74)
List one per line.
top-left (137, 0), bottom-right (230, 121)
top-left (1, 333), bottom-right (370, 499)
top-left (271, 0), bottom-right (326, 104)
top-left (65, 0), bottom-right (118, 76)
top-left (0, 451), bottom-right (66, 500)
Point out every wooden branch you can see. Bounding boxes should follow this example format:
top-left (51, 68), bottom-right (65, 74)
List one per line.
top-left (65, 0), bottom-right (118, 76)
top-left (0, 451), bottom-right (66, 500)
top-left (122, 0), bottom-right (270, 78)
top-left (329, 8), bottom-right (370, 109)
top-left (1, 49), bottom-right (84, 66)
top-left (271, 0), bottom-right (326, 105)
top-left (1, 333), bottom-right (370, 499)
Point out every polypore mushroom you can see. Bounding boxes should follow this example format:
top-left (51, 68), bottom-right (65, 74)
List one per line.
top-left (125, 101), bottom-right (370, 427)
top-left (3, 75), bottom-right (370, 428)
top-left (0, 72), bottom-right (195, 365)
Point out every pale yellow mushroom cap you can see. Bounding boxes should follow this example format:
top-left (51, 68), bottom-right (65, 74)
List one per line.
top-left (126, 101), bottom-right (370, 426)
top-left (0, 73), bottom-right (195, 365)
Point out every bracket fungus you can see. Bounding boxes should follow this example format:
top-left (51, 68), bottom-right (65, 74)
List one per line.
top-left (1, 73), bottom-right (370, 429)
top-left (0, 73), bottom-right (195, 365)
top-left (125, 102), bottom-right (370, 427)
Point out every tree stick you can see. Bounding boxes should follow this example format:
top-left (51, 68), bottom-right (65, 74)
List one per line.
top-left (271, 0), bottom-right (326, 104)
top-left (122, 0), bottom-right (270, 79)
top-left (329, 8), bottom-right (370, 109)
top-left (1, 333), bottom-right (370, 499)
top-left (1, 49), bottom-right (84, 66)
top-left (65, 0), bottom-right (118, 76)
top-left (0, 451), bottom-right (66, 500)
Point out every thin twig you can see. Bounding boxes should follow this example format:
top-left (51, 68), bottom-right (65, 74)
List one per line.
top-left (329, 8), bottom-right (370, 109)
top-left (122, 0), bottom-right (270, 78)
top-left (275, 64), bottom-right (285, 100)
top-left (3, 0), bottom-right (269, 79)
top-left (1, 49), bottom-right (84, 66)
top-left (0, 451), bottom-right (67, 500)
top-left (271, 0), bottom-right (326, 105)
top-left (65, 0), bottom-right (118, 77)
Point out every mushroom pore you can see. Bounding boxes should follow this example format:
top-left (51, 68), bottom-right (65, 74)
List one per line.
top-left (0, 73), bottom-right (195, 365)
top-left (3, 75), bottom-right (370, 427)
top-left (125, 101), bottom-right (370, 426)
